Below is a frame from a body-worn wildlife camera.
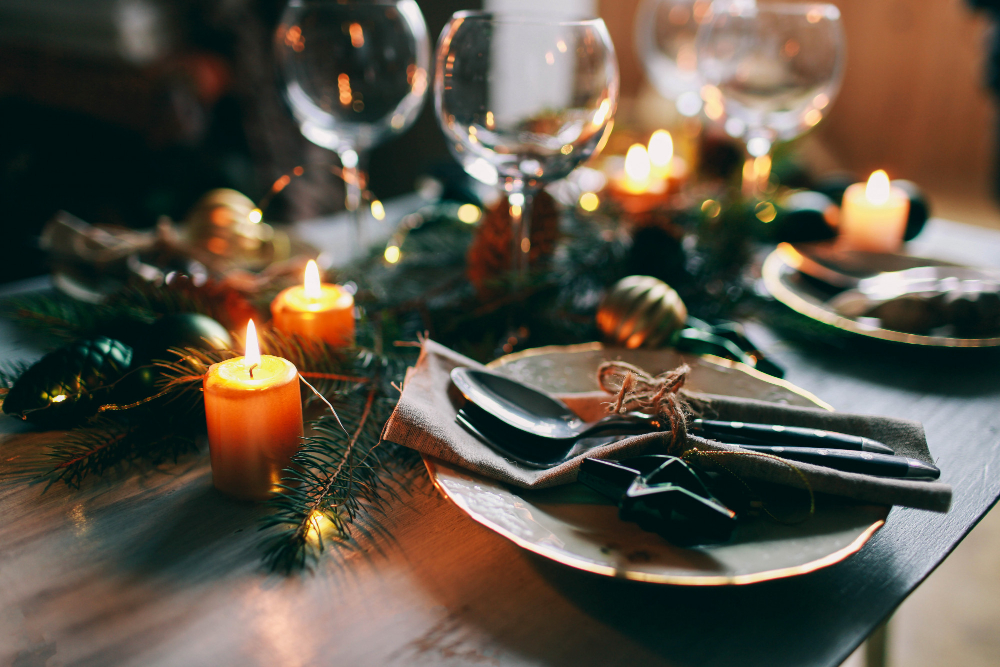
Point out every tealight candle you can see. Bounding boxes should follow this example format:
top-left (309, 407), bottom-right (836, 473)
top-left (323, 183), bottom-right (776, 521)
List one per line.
top-left (839, 170), bottom-right (910, 252)
top-left (605, 143), bottom-right (669, 214)
top-left (647, 129), bottom-right (689, 192)
top-left (271, 260), bottom-right (355, 346)
top-left (203, 320), bottom-right (303, 500)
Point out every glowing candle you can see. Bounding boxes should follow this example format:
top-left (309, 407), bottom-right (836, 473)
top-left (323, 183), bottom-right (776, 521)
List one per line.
top-left (647, 129), bottom-right (689, 192)
top-left (203, 320), bottom-right (303, 500)
top-left (271, 260), bottom-right (355, 346)
top-left (839, 170), bottom-right (910, 252)
top-left (605, 143), bottom-right (668, 214)
top-left (622, 144), bottom-right (653, 193)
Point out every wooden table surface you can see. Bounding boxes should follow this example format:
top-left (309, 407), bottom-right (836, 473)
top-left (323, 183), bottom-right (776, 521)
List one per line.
top-left (1, 219), bottom-right (999, 667)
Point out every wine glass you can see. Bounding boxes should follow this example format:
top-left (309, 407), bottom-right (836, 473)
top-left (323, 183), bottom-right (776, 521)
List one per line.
top-left (434, 11), bottom-right (619, 285)
top-left (635, 0), bottom-right (711, 118)
top-left (276, 0), bottom-right (430, 241)
top-left (695, 2), bottom-right (845, 196)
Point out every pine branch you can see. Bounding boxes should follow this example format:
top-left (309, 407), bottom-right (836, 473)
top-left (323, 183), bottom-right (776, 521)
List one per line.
top-left (0, 359), bottom-right (31, 390)
top-left (259, 380), bottom-right (409, 573)
top-left (39, 414), bottom-right (201, 488)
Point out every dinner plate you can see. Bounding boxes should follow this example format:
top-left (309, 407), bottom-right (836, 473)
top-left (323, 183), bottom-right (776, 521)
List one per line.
top-left (423, 344), bottom-right (889, 585)
top-left (761, 244), bottom-right (1000, 347)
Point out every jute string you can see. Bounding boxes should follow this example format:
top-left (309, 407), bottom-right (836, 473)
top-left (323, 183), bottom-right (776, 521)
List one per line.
top-left (596, 360), bottom-right (814, 523)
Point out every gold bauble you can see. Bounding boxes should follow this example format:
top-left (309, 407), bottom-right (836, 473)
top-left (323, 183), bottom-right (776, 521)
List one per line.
top-left (597, 276), bottom-right (688, 348)
top-left (183, 188), bottom-right (288, 271)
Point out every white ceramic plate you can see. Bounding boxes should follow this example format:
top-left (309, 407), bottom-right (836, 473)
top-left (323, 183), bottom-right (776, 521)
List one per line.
top-left (424, 344), bottom-right (888, 585)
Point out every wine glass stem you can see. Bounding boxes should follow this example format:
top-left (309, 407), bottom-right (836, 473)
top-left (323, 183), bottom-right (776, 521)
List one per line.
top-left (508, 189), bottom-right (534, 288)
top-left (339, 149), bottom-right (369, 254)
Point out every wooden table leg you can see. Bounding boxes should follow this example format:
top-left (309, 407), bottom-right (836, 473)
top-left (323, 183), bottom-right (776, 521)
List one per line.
top-left (864, 618), bottom-right (890, 667)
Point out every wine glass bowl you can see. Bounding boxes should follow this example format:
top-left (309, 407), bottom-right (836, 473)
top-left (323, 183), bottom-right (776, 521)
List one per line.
top-left (277, 0), bottom-right (429, 155)
top-left (435, 12), bottom-right (619, 280)
top-left (636, 0), bottom-right (713, 118)
top-left (696, 2), bottom-right (845, 185)
top-left (276, 0), bottom-right (430, 221)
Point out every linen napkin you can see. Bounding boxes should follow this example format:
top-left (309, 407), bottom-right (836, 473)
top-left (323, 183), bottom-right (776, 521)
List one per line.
top-left (382, 339), bottom-right (952, 512)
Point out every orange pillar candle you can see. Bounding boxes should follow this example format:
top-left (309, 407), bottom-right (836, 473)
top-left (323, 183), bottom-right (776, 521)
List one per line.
top-left (203, 320), bottom-right (303, 500)
top-left (839, 170), bottom-right (910, 252)
top-left (271, 260), bottom-right (355, 346)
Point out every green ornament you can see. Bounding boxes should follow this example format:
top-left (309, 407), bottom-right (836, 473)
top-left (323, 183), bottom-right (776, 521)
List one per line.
top-left (893, 180), bottom-right (930, 241)
top-left (768, 191), bottom-right (837, 243)
top-left (135, 313), bottom-right (233, 363)
top-left (2, 337), bottom-right (133, 427)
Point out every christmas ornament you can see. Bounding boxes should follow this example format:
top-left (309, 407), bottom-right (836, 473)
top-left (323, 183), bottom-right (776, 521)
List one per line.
top-left (466, 191), bottom-right (560, 297)
top-left (766, 190), bottom-right (838, 243)
top-left (2, 337), bottom-right (134, 427)
top-left (893, 180), bottom-right (931, 241)
top-left (181, 188), bottom-right (289, 272)
top-left (134, 313), bottom-right (233, 364)
top-left (597, 276), bottom-right (688, 348)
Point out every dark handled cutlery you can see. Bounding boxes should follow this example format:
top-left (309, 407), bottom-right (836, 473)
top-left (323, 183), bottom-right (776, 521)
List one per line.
top-left (691, 419), bottom-right (895, 455)
top-left (733, 443), bottom-right (940, 479)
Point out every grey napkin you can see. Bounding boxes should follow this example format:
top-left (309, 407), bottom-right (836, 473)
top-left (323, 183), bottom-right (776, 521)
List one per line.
top-left (382, 340), bottom-right (952, 512)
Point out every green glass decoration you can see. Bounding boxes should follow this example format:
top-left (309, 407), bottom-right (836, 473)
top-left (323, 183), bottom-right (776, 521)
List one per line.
top-left (2, 337), bottom-right (133, 427)
top-left (135, 313), bottom-right (233, 364)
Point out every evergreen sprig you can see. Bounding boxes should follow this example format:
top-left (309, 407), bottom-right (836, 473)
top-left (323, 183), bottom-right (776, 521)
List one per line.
top-left (41, 414), bottom-right (202, 488)
top-left (260, 386), bottom-right (404, 573)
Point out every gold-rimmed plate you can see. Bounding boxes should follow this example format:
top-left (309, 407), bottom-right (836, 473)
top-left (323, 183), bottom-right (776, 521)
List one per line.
top-left (423, 344), bottom-right (888, 585)
top-left (762, 244), bottom-right (1000, 347)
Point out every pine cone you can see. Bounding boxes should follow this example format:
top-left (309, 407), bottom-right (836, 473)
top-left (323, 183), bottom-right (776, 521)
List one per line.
top-left (466, 191), bottom-right (560, 298)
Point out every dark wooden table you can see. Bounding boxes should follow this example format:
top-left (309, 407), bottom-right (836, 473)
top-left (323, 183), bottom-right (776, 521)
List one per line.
top-left (1, 218), bottom-right (998, 667)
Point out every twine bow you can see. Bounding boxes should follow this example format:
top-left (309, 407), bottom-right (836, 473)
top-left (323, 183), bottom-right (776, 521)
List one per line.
top-left (596, 360), bottom-right (815, 524)
top-left (597, 361), bottom-right (692, 455)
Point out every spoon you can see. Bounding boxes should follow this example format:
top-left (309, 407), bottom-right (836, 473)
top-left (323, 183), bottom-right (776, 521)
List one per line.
top-left (450, 367), bottom-right (658, 443)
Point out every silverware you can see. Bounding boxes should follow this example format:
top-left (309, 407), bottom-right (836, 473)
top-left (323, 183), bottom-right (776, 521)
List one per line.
top-left (691, 419), bottom-right (894, 455)
top-left (734, 444), bottom-right (940, 479)
top-left (450, 367), bottom-right (657, 442)
top-left (456, 404), bottom-right (640, 469)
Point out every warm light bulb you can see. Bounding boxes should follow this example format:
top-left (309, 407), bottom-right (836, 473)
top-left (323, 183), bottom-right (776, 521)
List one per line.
top-left (647, 130), bottom-right (674, 168)
top-left (244, 319), bottom-right (261, 372)
top-left (624, 144), bottom-right (651, 184)
top-left (304, 260), bottom-right (322, 299)
top-left (866, 170), bottom-right (891, 205)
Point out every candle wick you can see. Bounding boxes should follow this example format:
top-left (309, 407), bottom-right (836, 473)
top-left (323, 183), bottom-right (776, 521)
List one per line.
top-left (248, 363), bottom-right (258, 379)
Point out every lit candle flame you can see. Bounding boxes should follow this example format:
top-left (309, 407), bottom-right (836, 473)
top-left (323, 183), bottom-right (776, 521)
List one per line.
top-left (304, 260), bottom-right (322, 299)
top-left (866, 170), bottom-right (891, 206)
top-left (647, 130), bottom-right (674, 169)
top-left (245, 319), bottom-right (261, 376)
top-left (624, 144), bottom-right (651, 191)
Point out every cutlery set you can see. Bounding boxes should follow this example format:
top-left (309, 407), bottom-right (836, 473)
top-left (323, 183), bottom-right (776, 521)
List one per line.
top-left (451, 367), bottom-right (940, 480)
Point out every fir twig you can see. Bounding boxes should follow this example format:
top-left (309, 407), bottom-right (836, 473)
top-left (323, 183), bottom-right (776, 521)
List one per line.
top-left (260, 380), bottom-right (404, 573)
top-left (40, 415), bottom-right (201, 488)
